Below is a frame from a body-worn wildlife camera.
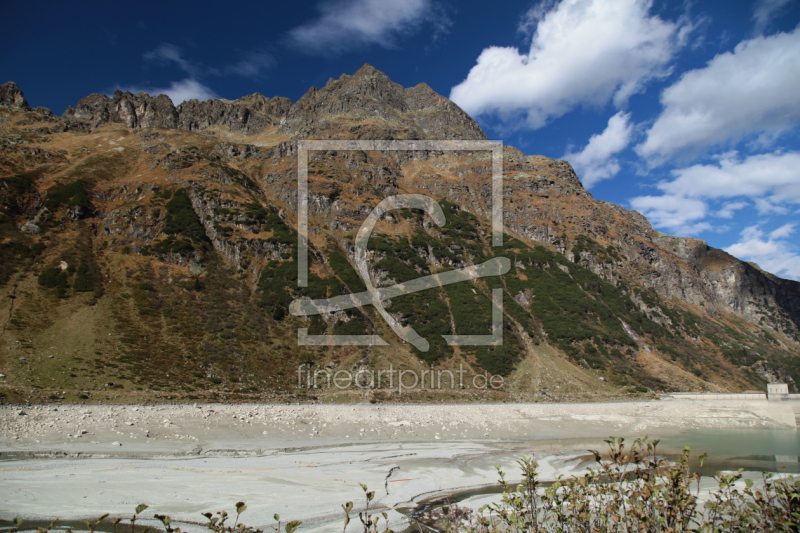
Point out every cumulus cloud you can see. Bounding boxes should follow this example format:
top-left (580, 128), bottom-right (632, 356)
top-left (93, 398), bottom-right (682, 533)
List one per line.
top-left (629, 150), bottom-right (800, 236)
top-left (714, 201), bottom-right (749, 219)
top-left (769, 222), bottom-right (796, 239)
top-left (637, 27), bottom-right (800, 161)
top-left (158, 79), bottom-right (218, 104)
top-left (563, 112), bottom-right (632, 188)
top-left (449, 0), bottom-right (683, 130)
top-left (117, 78), bottom-right (218, 105)
top-left (287, 0), bottom-right (443, 54)
top-left (754, 0), bottom-right (793, 34)
top-left (726, 224), bottom-right (800, 281)
top-left (631, 151), bottom-right (800, 231)
top-left (628, 194), bottom-right (711, 235)
top-left (659, 151), bottom-right (800, 204)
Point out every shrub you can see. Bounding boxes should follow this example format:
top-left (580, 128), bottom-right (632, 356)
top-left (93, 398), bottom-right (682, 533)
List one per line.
top-left (333, 313), bottom-right (368, 336)
top-left (327, 248), bottom-right (366, 293)
top-left (257, 259), bottom-right (297, 320)
top-left (44, 179), bottom-right (92, 213)
top-left (264, 212), bottom-right (294, 246)
top-left (38, 266), bottom-right (69, 297)
top-left (164, 189), bottom-right (208, 243)
top-left (151, 236), bottom-right (195, 257)
top-left (447, 437), bottom-right (800, 533)
top-left (73, 261), bottom-right (94, 292)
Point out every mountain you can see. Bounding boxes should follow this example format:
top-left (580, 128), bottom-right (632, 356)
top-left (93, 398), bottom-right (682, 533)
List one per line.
top-left (0, 66), bottom-right (798, 404)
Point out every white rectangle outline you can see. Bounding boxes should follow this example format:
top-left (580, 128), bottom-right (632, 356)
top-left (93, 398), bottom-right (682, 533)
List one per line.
top-left (296, 140), bottom-right (504, 347)
top-left (297, 140), bottom-right (504, 287)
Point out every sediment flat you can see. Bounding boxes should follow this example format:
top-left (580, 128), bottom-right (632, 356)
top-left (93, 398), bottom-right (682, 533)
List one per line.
top-left (1, 398), bottom-right (797, 532)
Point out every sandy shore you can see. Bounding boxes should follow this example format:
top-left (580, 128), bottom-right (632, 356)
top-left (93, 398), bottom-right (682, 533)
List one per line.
top-left (2, 398), bottom-right (797, 454)
top-left (1, 398), bottom-right (798, 532)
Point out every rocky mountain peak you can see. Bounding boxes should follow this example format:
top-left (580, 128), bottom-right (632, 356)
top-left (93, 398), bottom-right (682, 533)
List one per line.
top-left (62, 90), bottom-right (178, 130)
top-left (280, 64), bottom-right (487, 140)
top-left (353, 63), bottom-right (382, 77)
top-left (115, 90), bottom-right (179, 129)
top-left (403, 83), bottom-right (439, 109)
top-left (281, 63), bottom-right (408, 130)
top-left (233, 93), bottom-right (293, 117)
top-left (0, 82), bottom-right (31, 110)
top-left (60, 88), bottom-right (292, 134)
top-left (175, 94), bottom-right (288, 134)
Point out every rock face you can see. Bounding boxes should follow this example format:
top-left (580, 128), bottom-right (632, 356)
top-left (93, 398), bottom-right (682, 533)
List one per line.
top-left (62, 90), bottom-right (178, 130)
top-left (61, 90), bottom-right (292, 134)
top-left (280, 64), bottom-right (487, 140)
top-left (176, 94), bottom-right (291, 134)
top-left (0, 82), bottom-right (31, 110)
top-left (1, 66), bottom-right (799, 401)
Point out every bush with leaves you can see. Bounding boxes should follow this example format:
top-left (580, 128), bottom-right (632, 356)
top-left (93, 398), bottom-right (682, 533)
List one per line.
top-left (341, 483), bottom-right (394, 533)
top-left (447, 437), bottom-right (799, 533)
top-left (199, 502), bottom-right (301, 533)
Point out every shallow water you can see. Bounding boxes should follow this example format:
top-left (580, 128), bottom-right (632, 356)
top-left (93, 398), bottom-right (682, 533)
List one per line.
top-left (657, 427), bottom-right (800, 474)
top-left (657, 427), bottom-right (800, 456)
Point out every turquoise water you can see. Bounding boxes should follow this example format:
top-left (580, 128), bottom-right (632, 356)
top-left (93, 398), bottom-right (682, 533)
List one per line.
top-left (656, 428), bottom-right (800, 475)
top-left (657, 428), bottom-right (800, 457)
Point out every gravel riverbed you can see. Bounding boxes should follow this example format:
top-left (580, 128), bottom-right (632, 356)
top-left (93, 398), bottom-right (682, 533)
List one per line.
top-left (1, 399), bottom-right (797, 532)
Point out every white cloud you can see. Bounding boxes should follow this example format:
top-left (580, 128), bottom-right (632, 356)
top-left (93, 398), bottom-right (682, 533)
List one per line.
top-left (714, 201), bottom-right (749, 219)
top-left (628, 194), bottom-right (711, 235)
top-left (660, 151), bottom-right (800, 204)
top-left (144, 43), bottom-right (274, 79)
top-left (287, 0), bottom-right (440, 54)
top-left (637, 27), bottom-right (800, 161)
top-left (117, 79), bottom-right (218, 105)
top-left (770, 222), bottom-right (796, 239)
top-left (223, 51), bottom-right (275, 78)
top-left (754, 0), bottom-right (793, 34)
top-left (144, 44), bottom-right (196, 75)
top-left (563, 112), bottom-right (632, 188)
top-left (753, 197), bottom-right (790, 215)
top-left (629, 150), bottom-right (800, 236)
top-left (449, 0), bottom-right (683, 130)
top-left (160, 79), bottom-right (218, 104)
top-left (725, 224), bottom-right (800, 281)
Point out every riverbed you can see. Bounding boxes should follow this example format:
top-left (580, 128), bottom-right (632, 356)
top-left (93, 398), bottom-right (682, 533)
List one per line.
top-left (1, 399), bottom-right (797, 532)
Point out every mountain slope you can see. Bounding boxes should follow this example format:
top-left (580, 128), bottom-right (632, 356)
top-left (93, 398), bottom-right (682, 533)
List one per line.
top-left (0, 67), bottom-right (798, 404)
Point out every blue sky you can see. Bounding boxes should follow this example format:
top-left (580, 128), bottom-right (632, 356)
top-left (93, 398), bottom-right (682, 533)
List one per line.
top-left (3, 0), bottom-right (800, 279)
